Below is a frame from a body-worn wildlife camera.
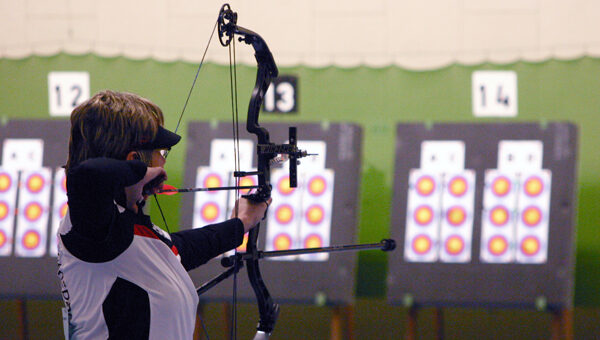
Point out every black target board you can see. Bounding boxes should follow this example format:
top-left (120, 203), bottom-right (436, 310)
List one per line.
top-left (183, 121), bottom-right (363, 305)
top-left (0, 120), bottom-right (69, 298)
top-left (387, 122), bottom-right (578, 308)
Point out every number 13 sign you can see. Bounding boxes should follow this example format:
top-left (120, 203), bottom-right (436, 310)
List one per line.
top-left (472, 71), bottom-right (518, 117)
top-left (48, 72), bottom-right (90, 117)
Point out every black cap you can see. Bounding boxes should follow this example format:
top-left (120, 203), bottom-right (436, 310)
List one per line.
top-left (138, 126), bottom-right (181, 150)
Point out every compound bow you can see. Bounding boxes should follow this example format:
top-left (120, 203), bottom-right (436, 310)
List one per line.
top-left (165, 4), bottom-right (395, 339)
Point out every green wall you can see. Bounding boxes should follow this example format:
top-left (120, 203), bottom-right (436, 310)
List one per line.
top-left (1, 54), bottom-right (599, 308)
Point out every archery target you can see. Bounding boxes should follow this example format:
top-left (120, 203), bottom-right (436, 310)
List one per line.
top-left (404, 140), bottom-right (477, 263)
top-left (439, 171), bottom-right (476, 263)
top-left (515, 171), bottom-right (551, 263)
top-left (0, 168), bottom-right (18, 256)
top-left (480, 170), bottom-right (518, 263)
top-left (14, 168), bottom-right (52, 257)
top-left (193, 167), bottom-right (230, 228)
top-left (265, 167), bottom-right (335, 262)
top-left (265, 169), bottom-right (303, 261)
top-left (404, 170), bottom-right (442, 262)
top-left (480, 139), bottom-right (552, 265)
top-left (50, 168), bottom-right (68, 257)
top-left (299, 170), bottom-right (334, 261)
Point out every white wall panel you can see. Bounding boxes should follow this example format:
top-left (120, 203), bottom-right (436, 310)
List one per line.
top-left (1, 0), bottom-right (600, 69)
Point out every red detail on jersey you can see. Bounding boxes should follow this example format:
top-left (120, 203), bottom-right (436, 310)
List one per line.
top-left (134, 224), bottom-right (179, 256)
top-left (133, 224), bottom-right (159, 239)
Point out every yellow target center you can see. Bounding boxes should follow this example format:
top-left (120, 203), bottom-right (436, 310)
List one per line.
top-left (490, 207), bottom-right (509, 226)
top-left (522, 207), bottom-right (542, 226)
top-left (239, 177), bottom-right (255, 195)
top-left (274, 234), bottom-right (292, 250)
top-left (0, 202), bottom-right (8, 220)
top-left (416, 176), bottom-right (435, 196)
top-left (277, 176), bottom-right (294, 195)
top-left (23, 231), bottom-right (40, 249)
top-left (524, 177), bottom-right (543, 196)
top-left (447, 206), bottom-right (466, 225)
top-left (521, 236), bottom-right (540, 255)
top-left (304, 235), bottom-right (323, 248)
top-left (489, 236), bottom-right (508, 255)
top-left (445, 236), bottom-right (464, 255)
top-left (306, 206), bottom-right (324, 224)
top-left (27, 175), bottom-right (44, 193)
top-left (308, 177), bottom-right (326, 196)
top-left (237, 233), bottom-right (248, 252)
top-left (413, 235), bottom-right (432, 254)
top-left (449, 177), bottom-right (467, 196)
top-left (25, 203), bottom-right (43, 221)
top-left (201, 203), bottom-right (219, 221)
top-left (0, 174), bottom-right (11, 192)
top-left (414, 206), bottom-right (433, 225)
top-left (275, 205), bottom-right (293, 224)
top-left (492, 177), bottom-right (511, 196)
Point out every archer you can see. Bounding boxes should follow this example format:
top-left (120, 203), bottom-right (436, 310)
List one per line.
top-left (56, 90), bottom-right (270, 339)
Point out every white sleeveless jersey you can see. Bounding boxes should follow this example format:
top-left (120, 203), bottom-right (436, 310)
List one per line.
top-left (57, 211), bottom-right (199, 340)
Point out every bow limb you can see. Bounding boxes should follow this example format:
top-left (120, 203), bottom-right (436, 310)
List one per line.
top-left (219, 4), bottom-right (280, 338)
top-left (238, 27), bottom-right (280, 340)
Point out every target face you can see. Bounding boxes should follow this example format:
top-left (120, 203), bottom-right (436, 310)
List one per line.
top-left (200, 202), bottom-right (220, 222)
top-left (236, 233), bottom-right (248, 252)
top-left (238, 176), bottom-right (256, 195)
top-left (0, 173), bottom-right (12, 192)
top-left (305, 205), bottom-right (325, 225)
top-left (273, 233), bottom-right (292, 250)
top-left (0, 230), bottom-right (6, 248)
top-left (488, 235), bottom-right (509, 256)
top-left (520, 236), bottom-right (541, 256)
top-left (446, 206), bottom-right (467, 226)
top-left (0, 201), bottom-right (8, 221)
top-left (522, 206), bottom-right (542, 226)
top-left (266, 168), bottom-right (335, 262)
top-left (489, 206), bottom-right (510, 226)
top-left (60, 202), bottom-right (69, 219)
top-left (415, 175), bottom-right (436, 196)
top-left (203, 173), bottom-right (223, 194)
top-left (412, 235), bottom-right (433, 255)
top-left (523, 176), bottom-right (544, 197)
top-left (26, 174), bottom-right (45, 193)
top-left (491, 176), bottom-right (511, 196)
top-left (445, 235), bottom-right (465, 255)
top-left (448, 176), bottom-right (468, 197)
top-left (304, 234), bottom-right (323, 248)
top-left (414, 205), bottom-right (434, 225)
top-left (277, 175), bottom-right (295, 195)
top-left (307, 176), bottom-right (327, 196)
top-left (24, 202), bottom-right (43, 222)
top-left (22, 230), bottom-right (41, 250)
top-left (275, 204), bottom-right (294, 224)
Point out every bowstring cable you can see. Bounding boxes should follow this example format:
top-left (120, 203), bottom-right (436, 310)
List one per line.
top-left (228, 34), bottom-right (241, 340)
top-left (153, 17), bottom-right (219, 228)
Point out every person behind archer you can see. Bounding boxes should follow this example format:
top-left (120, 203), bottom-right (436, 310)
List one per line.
top-left (57, 90), bottom-right (269, 339)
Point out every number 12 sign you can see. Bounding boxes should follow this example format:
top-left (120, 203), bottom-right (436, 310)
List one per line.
top-left (472, 71), bottom-right (517, 117)
top-left (48, 72), bottom-right (90, 117)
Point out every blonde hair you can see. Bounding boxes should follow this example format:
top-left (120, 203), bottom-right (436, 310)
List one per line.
top-left (66, 90), bottom-right (164, 171)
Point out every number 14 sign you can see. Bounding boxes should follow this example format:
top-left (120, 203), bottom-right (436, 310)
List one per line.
top-left (48, 72), bottom-right (90, 117)
top-left (472, 71), bottom-right (518, 117)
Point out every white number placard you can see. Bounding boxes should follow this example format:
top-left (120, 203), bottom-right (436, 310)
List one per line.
top-left (472, 71), bottom-right (517, 117)
top-left (48, 72), bottom-right (90, 116)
